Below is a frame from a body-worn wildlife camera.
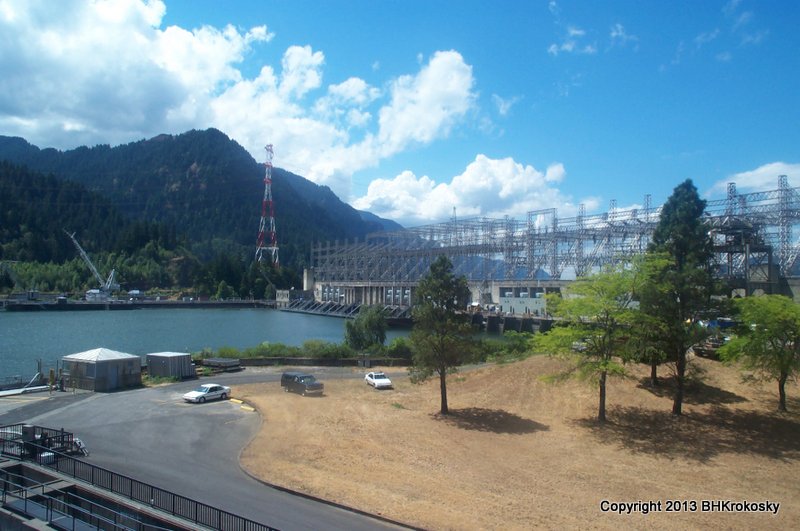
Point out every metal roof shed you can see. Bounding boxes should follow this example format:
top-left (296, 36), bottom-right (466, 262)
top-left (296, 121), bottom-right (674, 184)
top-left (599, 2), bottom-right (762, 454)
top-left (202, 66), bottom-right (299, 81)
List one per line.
top-left (146, 352), bottom-right (195, 379)
top-left (62, 348), bottom-right (142, 392)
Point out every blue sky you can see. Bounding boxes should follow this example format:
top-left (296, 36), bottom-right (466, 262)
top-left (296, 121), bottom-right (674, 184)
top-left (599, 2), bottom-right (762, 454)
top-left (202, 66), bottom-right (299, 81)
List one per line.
top-left (1, 0), bottom-right (798, 226)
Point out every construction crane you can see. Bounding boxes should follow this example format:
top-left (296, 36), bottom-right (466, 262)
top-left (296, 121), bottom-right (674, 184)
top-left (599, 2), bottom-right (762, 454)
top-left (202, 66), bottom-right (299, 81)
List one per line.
top-left (64, 230), bottom-right (119, 299)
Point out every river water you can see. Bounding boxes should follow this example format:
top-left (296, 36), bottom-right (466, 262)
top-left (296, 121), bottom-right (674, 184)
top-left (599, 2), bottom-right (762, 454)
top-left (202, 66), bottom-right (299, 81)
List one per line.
top-left (0, 308), bottom-right (407, 381)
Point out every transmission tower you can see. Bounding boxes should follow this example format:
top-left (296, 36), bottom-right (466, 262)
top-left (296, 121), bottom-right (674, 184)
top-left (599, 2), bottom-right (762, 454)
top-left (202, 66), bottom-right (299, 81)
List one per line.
top-left (255, 144), bottom-right (279, 267)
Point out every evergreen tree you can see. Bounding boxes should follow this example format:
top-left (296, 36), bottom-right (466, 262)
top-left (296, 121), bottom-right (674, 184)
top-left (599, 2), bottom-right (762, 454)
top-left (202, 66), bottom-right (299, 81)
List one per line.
top-left (409, 255), bottom-right (474, 415)
top-left (640, 179), bottom-right (714, 415)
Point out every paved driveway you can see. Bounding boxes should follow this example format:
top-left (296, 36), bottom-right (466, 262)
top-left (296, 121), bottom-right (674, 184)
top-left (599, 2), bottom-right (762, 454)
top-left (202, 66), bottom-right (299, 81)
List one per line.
top-left (0, 373), bottom-right (408, 531)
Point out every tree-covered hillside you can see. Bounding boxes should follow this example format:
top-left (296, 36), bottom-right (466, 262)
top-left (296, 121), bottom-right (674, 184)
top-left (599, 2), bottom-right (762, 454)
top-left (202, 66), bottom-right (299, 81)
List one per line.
top-left (0, 129), bottom-right (397, 270)
top-left (0, 160), bottom-right (195, 292)
top-left (0, 129), bottom-right (402, 297)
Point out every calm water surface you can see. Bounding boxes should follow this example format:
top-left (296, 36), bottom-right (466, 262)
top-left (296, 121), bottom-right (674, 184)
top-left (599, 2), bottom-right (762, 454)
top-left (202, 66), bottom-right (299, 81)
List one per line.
top-left (0, 308), bottom-right (406, 380)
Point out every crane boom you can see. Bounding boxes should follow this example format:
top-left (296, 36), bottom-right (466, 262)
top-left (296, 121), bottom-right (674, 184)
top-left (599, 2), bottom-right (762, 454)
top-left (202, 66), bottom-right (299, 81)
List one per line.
top-left (64, 230), bottom-right (106, 287)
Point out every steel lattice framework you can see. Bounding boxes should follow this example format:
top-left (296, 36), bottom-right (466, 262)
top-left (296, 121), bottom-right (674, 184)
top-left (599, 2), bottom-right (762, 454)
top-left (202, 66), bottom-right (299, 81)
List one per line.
top-left (255, 144), bottom-right (279, 267)
top-left (311, 179), bottom-right (800, 286)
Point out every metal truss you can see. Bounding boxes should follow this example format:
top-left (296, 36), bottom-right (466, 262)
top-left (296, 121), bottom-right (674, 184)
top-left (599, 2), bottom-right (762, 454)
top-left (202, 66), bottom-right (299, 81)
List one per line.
top-left (310, 178), bottom-right (800, 285)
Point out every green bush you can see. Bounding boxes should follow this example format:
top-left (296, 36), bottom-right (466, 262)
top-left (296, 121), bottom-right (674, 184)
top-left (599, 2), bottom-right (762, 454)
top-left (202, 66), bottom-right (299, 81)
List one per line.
top-left (480, 331), bottom-right (536, 363)
top-left (302, 340), bottom-right (356, 359)
top-left (241, 342), bottom-right (302, 358)
top-left (193, 348), bottom-right (214, 360)
top-left (386, 337), bottom-right (413, 360)
top-left (215, 346), bottom-right (241, 358)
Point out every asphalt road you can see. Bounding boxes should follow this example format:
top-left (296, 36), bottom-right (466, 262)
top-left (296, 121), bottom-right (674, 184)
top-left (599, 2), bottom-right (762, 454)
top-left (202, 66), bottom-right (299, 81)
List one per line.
top-left (0, 370), bottom-right (410, 531)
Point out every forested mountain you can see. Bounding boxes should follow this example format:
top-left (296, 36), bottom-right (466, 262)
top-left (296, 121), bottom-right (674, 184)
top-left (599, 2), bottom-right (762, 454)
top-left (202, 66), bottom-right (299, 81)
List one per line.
top-left (0, 129), bottom-right (400, 270)
top-left (0, 129), bottom-right (401, 296)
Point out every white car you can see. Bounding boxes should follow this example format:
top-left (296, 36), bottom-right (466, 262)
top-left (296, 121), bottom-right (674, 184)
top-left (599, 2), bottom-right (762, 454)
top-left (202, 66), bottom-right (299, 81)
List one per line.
top-left (183, 383), bottom-right (231, 403)
top-left (364, 372), bottom-right (393, 389)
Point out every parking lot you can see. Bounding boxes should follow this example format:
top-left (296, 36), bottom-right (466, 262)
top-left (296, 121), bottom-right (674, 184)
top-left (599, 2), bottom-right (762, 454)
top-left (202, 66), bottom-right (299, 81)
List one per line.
top-left (0, 370), bottom-right (406, 531)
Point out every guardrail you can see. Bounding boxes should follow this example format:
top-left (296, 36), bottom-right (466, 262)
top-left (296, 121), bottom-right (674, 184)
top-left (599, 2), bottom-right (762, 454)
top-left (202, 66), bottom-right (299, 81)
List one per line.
top-left (1, 424), bottom-right (279, 531)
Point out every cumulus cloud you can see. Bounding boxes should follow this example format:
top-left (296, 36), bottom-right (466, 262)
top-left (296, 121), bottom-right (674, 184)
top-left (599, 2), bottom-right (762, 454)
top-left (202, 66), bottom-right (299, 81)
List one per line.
top-left (278, 45), bottom-right (324, 99)
top-left (0, 1), bottom-right (478, 202)
top-left (707, 162), bottom-right (800, 196)
top-left (376, 50), bottom-right (475, 157)
top-left (0, 0), bottom-right (279, 147)
top-left (352, 154), bottom-right (587, 226)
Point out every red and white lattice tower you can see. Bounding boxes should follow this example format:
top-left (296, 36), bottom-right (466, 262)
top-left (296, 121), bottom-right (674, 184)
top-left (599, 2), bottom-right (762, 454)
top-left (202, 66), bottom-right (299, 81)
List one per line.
top-left (255, 144), bottom-right (279, 267)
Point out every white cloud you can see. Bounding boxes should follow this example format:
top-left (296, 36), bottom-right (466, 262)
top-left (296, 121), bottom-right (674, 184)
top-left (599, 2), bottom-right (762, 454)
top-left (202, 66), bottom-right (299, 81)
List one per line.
top-left (376, 50), bottom-right (475, 156)
top-left (567, 27), bottom-right (585, 38)
top-left (352, 155), bottom-right (586, 226)
top-left (741, 29), bottom-right (768, 46)
top-left (732, 11), bottom-right (752, 32)
top-left (722, 0), bottom-right (768, 47)
top-left (548, 26), bottom-right (597, 56)
top-left (279, 45), bottom-right (325, 99)
top-left (0, 0), bottom-right (279, 148)
top-left (609, 23), bottom-right (639, 49)
top-left (716, 51), bottom-right (732, 62)
top-left (707, 162), bottom-right (800, 196)
top-left (491, 94), bottom-right (521, 116)
top-left (0, 1), bottom-right (479, 202)
top-left (313, 77), bottom-right (380, 128)
top-left (694, 29), bottom-right (720, 48)
top-left (723, 0), bottom-right (743, 18)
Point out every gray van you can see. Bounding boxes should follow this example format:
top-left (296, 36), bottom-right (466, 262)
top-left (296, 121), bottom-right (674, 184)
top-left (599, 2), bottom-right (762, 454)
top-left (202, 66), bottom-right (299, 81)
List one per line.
top-left (280, 371), bottom-right (324, 396)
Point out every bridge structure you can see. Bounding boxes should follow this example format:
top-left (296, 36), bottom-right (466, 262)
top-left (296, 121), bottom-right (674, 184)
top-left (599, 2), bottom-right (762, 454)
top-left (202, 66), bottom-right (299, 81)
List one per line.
top-left (308, 177), bottom-right (800, 308)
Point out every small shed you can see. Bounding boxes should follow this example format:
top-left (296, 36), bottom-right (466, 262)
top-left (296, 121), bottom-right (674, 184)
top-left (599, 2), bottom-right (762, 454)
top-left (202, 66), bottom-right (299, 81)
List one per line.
top-left (146, 352), bottom-right (195, 379)
top-left (62, 348), bottom-right (142, 392)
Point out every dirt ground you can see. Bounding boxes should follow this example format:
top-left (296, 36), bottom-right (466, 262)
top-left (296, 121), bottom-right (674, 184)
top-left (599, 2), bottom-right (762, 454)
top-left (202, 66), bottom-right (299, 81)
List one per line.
top-left (235, 356), bottom-right (800, 530)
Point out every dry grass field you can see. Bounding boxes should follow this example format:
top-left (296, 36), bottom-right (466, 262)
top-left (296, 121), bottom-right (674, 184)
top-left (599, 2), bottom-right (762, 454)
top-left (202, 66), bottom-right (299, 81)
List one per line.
top-left (235, 356), bottom-right (800, 530)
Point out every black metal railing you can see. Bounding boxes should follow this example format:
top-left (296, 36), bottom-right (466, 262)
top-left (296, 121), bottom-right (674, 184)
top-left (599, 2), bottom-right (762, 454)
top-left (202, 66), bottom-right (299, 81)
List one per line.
top-left (1, 466), bottom-right (187, 530)
top-left (1, 425), bottom-right (279, 531)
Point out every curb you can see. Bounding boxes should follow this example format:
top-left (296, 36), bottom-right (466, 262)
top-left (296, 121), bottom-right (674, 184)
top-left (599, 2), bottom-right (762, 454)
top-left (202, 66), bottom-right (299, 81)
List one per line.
top-left (230, 398), bottom-right (256, 412)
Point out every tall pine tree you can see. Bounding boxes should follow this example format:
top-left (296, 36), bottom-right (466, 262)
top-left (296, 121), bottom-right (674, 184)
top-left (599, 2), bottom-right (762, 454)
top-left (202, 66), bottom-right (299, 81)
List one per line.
top-left (640, 179), bottom-right (714, 415)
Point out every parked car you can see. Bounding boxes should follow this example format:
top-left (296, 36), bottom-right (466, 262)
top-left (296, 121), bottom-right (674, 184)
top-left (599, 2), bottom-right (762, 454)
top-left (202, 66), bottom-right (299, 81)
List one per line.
top-left (281, 371), bottom-right (324, 396)
top-left (364, 371), bottom-right (393, 389)
top-left (183, 383), bottom-right (231, 403)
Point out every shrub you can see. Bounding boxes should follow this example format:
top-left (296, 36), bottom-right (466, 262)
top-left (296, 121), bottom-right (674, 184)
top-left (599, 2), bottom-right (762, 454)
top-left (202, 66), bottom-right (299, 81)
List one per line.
top-left (241, 342), bottom-right (302, 358)
top-left (386, 337), bottom-right (413, 361)
top-left (215, 346), bottom-right (241, 358)
top-left (302, 340), bottom-right (356, 359)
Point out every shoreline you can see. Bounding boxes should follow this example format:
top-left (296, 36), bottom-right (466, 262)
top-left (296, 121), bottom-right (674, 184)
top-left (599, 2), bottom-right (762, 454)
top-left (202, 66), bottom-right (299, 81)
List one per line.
top-left (1, 299), bottom-right (274, 312)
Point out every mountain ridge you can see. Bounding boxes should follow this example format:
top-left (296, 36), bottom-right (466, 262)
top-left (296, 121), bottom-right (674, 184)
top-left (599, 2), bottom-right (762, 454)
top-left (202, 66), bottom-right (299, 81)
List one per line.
top-left (0, 129), bottom-right (402, 269)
